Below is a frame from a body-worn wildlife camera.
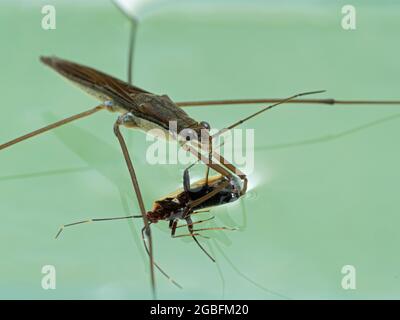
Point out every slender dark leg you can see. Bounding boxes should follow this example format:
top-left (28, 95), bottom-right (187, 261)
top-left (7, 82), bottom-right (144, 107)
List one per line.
top-left (176, 216), bottom-right (215, 229)
top-left (55, 214), bottom-right (142, 239)
top-left (170, 220), bottom-right (178, 237)
top-left (192, 210), bottom-right (210, 214)
top-left (192, 226), bottom-right (238, 232)
top-left (0, 105), bottom-right (105, 151)
top-left (204, 136), bottom-right (212, 185)
top-left (176, 98), bottom-right (400, 108)
top-left (170, 219), bottom-right (206, 239)
top-left (180, 159), bottom-right (232, 209)
top-left (113, 113), bottom-right (156, 299)
top-left (180, 145), bottom-right (242, 209)
top-left (183, 137), bottom-right (247, 199)
top-left (186, 216), bottom-right (215, 262)
top-left (140, 226), bottom-right (182, 289)
top-left (185, 91), bottom-right (327, 198)
top-left (127, 20), bottom-right (137, 85)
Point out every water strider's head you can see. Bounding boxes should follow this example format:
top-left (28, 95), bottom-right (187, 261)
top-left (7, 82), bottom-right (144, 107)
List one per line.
top-left (178, 120), bottom-right (211, 145)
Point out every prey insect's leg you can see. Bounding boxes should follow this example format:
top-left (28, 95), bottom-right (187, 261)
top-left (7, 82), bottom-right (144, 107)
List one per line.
top-left (193, 226), bottom-right (238, 232)
top-left (0, 105), bottom-right (105, 151)
top-left (55, 214), bottom-right (142, 239)
top-left (113, 112), bottom-right (156, 299)
top-left (186, 216), bottom-right (215, 262)
top-left (170, 217), bottom-right (214, 259)
top-left (192, 210), bottom-right (210, 214)
top-left (170, 219), bottom-right (206, 239)
top-left (177, 217), bottom-right (238, 234)
top-left (176, 216), bottom-right (216, 228)
top-left (171, 227), bottom-right (237, 238)
top-left (140, 226), bottom-right (182, 289)
top-left (170, 220), bottom-right (178, 237)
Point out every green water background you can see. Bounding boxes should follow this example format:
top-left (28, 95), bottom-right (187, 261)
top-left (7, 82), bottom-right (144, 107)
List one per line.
top-left (1, 0), bottom-right (400, 299)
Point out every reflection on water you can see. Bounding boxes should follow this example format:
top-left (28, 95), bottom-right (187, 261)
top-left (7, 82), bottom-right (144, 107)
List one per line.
top-left (0, 166), bottom-right (91, 182)
top-left (257, 113), bottom-right (400, 152)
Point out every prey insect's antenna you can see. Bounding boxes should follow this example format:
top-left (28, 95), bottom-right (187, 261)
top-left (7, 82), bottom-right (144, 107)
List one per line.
top-left (0, 105), bottom-right (105, 151)
top-left (212, 90), bottom-right (326, 140)
top-left (54, 214), bottom-right (182, 289)
top-left (176, 98), bottom-right (400, 108)
top-left (54, 214), bottom-right (143, 239)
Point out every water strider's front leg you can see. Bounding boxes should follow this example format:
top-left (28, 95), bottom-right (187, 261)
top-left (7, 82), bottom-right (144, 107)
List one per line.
top-left (181, 161), bottom-right (235, 210)
top-left (113, 111), bottom-right (156, 299)
top-left (183, 138), bottom-right (248, 198)
top-left (181, 142), bottom-right (242, 208)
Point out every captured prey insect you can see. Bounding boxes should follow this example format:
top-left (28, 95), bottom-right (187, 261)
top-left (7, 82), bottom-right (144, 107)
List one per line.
top-left (55, 163), bottom-right (244, 288)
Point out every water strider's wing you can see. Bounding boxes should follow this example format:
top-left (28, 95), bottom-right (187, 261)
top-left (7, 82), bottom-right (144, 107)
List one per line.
top-left (40, 56), bottom-right (151, 107)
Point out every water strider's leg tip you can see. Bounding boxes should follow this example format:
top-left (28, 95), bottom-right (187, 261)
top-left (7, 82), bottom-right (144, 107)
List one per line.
top-left (54, 226), bottom-right (64, 239)
top-left (40, 56), bottom-right (53, 66)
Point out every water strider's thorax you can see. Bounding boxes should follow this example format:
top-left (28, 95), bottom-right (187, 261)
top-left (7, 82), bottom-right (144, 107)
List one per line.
top-left (112, 93), bottom-right (211, 142)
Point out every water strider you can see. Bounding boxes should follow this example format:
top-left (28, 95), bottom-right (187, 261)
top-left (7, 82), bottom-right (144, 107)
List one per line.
top-left (2, 2), bottom-right (400, 298)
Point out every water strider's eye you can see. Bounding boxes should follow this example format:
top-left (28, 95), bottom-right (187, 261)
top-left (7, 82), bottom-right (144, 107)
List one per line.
top-left (200, 121), bottom-right (211, 130)
top-left (181, 128), bottom-right (197, 141)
